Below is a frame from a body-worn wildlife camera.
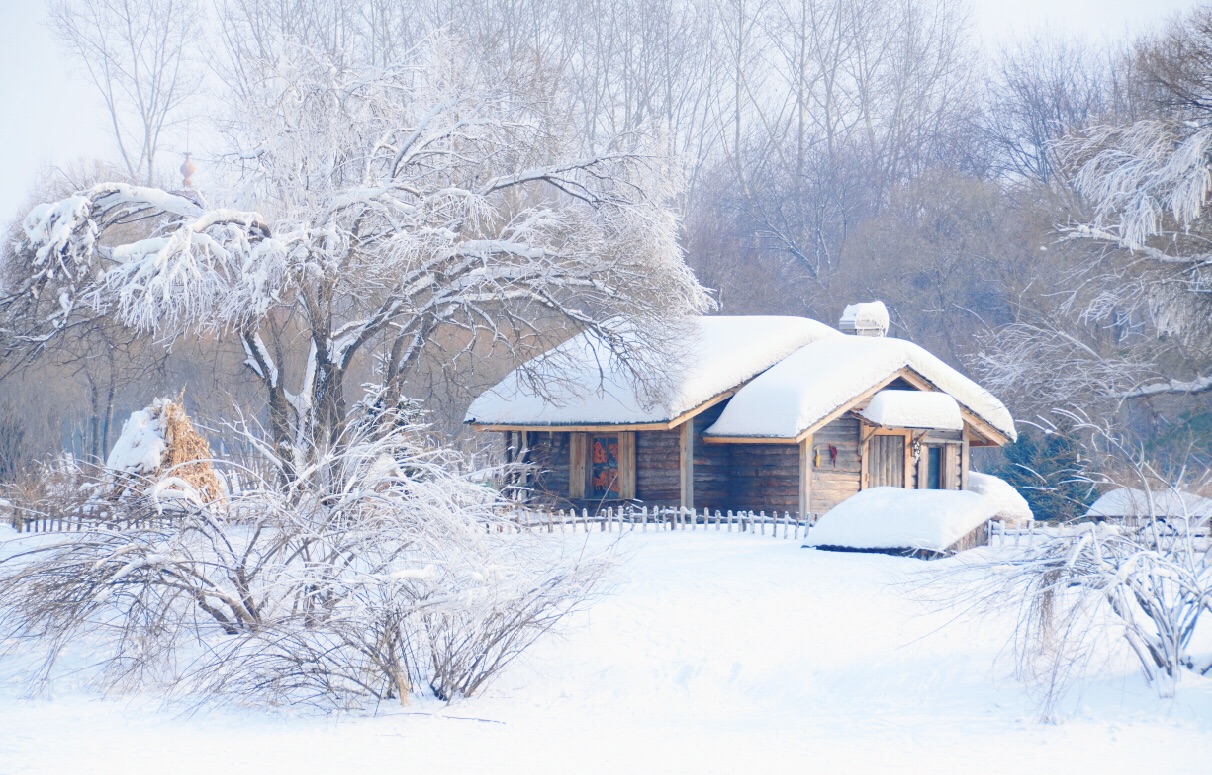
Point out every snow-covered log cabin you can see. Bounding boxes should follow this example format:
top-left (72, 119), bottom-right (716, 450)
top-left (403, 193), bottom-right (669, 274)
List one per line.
top-left (465, 303), bottom-right (1016, 519)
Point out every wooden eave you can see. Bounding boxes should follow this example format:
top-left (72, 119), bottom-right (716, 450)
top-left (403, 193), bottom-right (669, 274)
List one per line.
top-left (701, 365), bottom-right (1013, 447)
top-left (467, 386), bottom-right (738, 434)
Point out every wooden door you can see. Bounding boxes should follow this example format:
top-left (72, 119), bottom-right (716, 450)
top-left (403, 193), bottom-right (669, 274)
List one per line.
top-left (869, 435), bottom-right (906, 488)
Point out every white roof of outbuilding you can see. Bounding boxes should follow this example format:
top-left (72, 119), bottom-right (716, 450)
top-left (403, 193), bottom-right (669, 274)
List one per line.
top-left (806, 487), bottom-right (998, 552)
top-left (859, 390), bottom-right (963, 431)
top-left (464, 316), bottom-right (840, 427)
top-left (839, 301), bottom-right (890, 334)
top-left (1084, 487), bottom-right (1212, 519)
top-left (703, 336), bottom-right (1016, 441)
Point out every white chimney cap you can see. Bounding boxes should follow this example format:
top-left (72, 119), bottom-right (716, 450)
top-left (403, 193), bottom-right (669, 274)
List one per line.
top-left (839, 301), bottom-right (889, 336)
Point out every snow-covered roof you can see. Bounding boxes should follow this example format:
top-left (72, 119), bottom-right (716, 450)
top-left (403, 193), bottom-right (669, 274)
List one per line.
top-left (703, 336), bottom-right (1016, 441)
top-left (859, 390), bottom-right (962, 431)
top-left (464, 316), bottom-right (840, 427)
top-left (838, 301), bottom-right (889, 335)
top-left (806, 487), bottom-right (998, 552)
top-left (1084, 487), bottom-right (1212, 519)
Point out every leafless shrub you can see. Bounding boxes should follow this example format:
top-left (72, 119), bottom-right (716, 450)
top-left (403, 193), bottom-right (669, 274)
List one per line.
top-left (944, 414), bottom-right (1212, 719)
top-left (0, 413), bottom-right (612, 710)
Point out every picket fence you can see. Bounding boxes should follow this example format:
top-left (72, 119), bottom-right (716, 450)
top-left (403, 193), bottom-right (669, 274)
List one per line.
top-left (499, 505), bottom-right (818, 540)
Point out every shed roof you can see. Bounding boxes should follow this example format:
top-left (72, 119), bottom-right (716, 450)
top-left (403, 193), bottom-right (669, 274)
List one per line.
top-left (1084, 487), bottom-right (1212, 519)
top-left (703, 336), bottom-right (1016, 441)
top-left (464, 316), bottom-right (839, 428)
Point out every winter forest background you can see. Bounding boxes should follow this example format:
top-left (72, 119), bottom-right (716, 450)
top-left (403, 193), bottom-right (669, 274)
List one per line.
top-left (3, 0), bottom-right (1212, 522)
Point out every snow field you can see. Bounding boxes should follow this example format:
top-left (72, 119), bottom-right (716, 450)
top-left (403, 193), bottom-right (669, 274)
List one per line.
top-left (0, 531), bottom-right (1209, 774)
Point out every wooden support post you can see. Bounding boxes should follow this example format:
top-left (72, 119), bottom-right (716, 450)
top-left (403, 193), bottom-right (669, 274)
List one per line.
top-left (798, 435), bottom-right (813, 520)
top-left (679, 421), bottom-right (695, 511)
top-left (960, 426), bottom-right (971, 491)
top-left (618, 431), bottom-right (636, 500)
top-left (569, 433), bottom-right (587, 499)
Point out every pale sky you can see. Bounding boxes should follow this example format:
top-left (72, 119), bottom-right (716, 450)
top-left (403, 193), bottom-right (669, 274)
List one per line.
top-left (0, 0), bottom-right (1203, 219)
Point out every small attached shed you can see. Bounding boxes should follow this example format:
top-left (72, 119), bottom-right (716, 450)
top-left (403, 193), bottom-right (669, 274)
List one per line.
top-left (464, 307), bottom-right (1016, 518)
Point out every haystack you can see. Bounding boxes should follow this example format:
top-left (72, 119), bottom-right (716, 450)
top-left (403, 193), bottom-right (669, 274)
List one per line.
top-left (106, 395), bottom-right (224, 504)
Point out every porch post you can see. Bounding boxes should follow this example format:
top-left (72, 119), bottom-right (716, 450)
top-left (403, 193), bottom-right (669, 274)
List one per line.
top-left (798, 435), bottom-right (813, 520)
top-left (679, 421), bottom-right (694, 510)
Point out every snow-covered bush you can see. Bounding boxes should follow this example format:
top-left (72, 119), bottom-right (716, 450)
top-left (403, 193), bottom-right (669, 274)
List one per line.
top-left (952, 418), bottom-right (1212, 717)
top-left (978, 512), bottom-right (1211, 713)
top-left (0, 414), bottom-right (611, 709)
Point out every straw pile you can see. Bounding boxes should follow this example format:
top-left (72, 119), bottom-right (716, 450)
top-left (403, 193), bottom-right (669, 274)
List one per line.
top-left (157, 398), bottom-right (224, 504)
top-left (108, 395), bottom-right (224, 504)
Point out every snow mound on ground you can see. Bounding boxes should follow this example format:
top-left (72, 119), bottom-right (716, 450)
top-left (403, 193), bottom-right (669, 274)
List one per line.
top-left (704, 335), bottom-right (1015, 441)
top-left (966, 472), bottom-right (1033, 526)
top-left (465, 316), bottom-right (839, 426)
top-left (860, 390), bottom-right (962, 430)
top-left (1085, 487), bottom-right (1212, 519)
top-left (106, 407), bottom-right (167, 473)
top-left (806, 487), bottom-right (998, 552)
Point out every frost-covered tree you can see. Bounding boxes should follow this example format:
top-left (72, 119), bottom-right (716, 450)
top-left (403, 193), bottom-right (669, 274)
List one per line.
top-left (995, 420), bottom-right (1091, 522)
top-left (2, 35), bottom-right (708, 469)
top-left (983, 8), bottom-right (1212, 407)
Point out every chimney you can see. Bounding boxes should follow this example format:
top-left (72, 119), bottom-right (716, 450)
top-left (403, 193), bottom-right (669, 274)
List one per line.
top-left (839, 301), bottom-right (889, 337)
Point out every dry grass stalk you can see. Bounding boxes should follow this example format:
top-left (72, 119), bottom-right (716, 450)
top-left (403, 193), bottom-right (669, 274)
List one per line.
top-left (157, 398), bottom-right (224, 504)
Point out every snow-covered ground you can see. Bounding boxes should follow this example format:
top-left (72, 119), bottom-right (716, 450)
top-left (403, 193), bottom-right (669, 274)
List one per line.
top-left (1, 531), bottom-right (1209, 774)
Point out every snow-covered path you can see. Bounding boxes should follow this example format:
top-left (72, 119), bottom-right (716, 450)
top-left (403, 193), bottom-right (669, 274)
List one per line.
top-left (1, 532), bottom-right (1209, 773)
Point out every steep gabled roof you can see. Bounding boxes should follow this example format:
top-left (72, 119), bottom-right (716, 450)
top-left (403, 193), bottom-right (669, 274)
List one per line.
top-left (703, 336), bottom-right (1016, 442)
top-left (464, 316), bottom-right (840, 428)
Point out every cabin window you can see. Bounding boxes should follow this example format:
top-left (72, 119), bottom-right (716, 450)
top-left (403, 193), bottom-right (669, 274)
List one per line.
top-left (570, 431), bottom-right (635, 500)
top-left (925, 446), bottom-right (942, 489)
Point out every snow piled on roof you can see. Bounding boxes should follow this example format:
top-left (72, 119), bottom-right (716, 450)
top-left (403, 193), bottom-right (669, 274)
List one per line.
top-left (839, 301), bottom-right (889, 334)
top-left (704, 336), bottom-right (1015, 440)
top-left (966, 471), bottom-right (1033, 526)
top-left (859, 390), bottom-right (962, 430)
top-left (465, 316), bottom-right (840, 426)
top-left (106, 408), bottom-right (167, 474)
top-left (1084, 487), bottom-right (1212, 519)
top-left (806, 487), bottom-right (998, 552)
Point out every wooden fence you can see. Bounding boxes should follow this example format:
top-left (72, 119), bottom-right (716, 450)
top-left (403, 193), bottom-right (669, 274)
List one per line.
top-left (499, 505), bottom-right (818, 540)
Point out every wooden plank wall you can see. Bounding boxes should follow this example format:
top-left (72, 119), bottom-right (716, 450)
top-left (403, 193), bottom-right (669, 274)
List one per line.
top-left (634, 403), bottom-right (729, 507)
top-left (635, 427), bottom-right (680, 504)
top-left (497, 410), bottom-right (971, 512)
top-left (517, 431), bottom-right (575, 507)
top-left (691, 405), bottom-right (730, 507)
top-left (809, 416), bottom-right (862, 514)
top-left (727, 444), bottom-right (801, 514)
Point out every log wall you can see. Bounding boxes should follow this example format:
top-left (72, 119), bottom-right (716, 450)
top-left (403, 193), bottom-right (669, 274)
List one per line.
top-left (728, 443), bottom-right (801, 514)
top-left (808, 416), bottom-right (863, 514)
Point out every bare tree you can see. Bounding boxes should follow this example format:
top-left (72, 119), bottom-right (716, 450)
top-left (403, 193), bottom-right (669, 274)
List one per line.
top-left (49, 0), bottom-right (204, 186)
